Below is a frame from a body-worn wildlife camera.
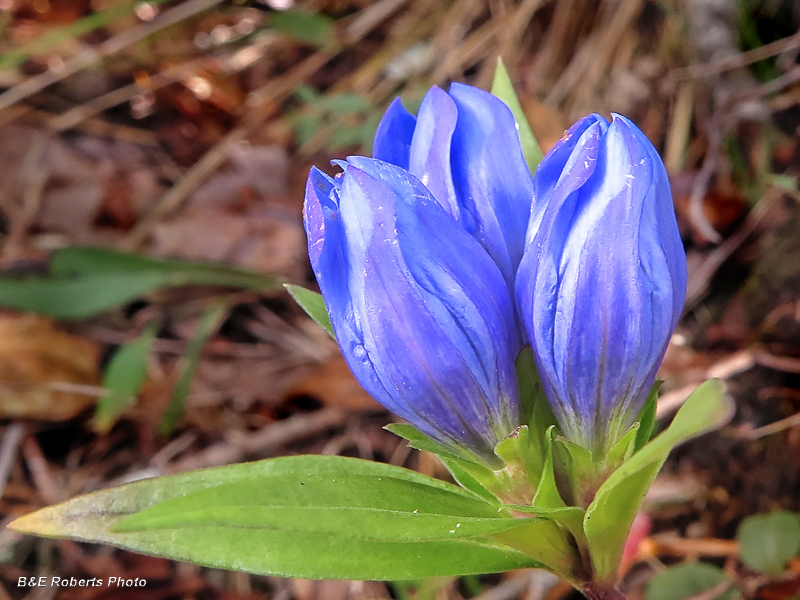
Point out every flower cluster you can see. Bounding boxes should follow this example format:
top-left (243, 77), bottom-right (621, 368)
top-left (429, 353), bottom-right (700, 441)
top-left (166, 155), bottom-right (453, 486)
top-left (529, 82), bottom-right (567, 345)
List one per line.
top-left (304, 83), bottom-right (687, 464)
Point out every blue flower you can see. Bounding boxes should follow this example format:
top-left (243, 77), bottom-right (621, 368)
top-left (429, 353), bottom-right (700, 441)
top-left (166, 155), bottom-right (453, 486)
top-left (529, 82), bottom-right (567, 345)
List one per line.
top-left (515, 114), bottom-right (687, 456)
top-left (373, 84), bottom-right (534, 291)
top-left (304, 156), bottom-right (521, 463)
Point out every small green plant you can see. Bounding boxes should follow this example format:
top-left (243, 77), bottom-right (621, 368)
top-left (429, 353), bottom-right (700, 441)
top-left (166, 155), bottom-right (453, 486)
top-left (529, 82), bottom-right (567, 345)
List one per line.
top-left (738, 511), bottom-right (800, 575)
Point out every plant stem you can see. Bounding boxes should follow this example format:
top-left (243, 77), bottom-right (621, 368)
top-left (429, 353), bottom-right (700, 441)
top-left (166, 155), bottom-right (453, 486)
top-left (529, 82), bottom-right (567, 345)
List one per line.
top-left (581, 582), bottom-right (629, 600)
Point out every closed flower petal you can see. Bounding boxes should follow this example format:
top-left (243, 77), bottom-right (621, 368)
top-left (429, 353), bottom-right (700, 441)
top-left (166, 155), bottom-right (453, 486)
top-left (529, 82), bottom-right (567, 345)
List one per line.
top-left (516, 114), bottom-right (687, 455)
top-left (372, 84), bottom-right (534, 290)
top-left (305, 157), bottom-right (521, 463)
top-left (373, 98), bottom-right (416, 171)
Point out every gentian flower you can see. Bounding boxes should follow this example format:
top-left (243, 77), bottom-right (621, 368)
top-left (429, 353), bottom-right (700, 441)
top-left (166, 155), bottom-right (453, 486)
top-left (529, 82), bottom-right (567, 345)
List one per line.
top-left (304, 156), bottom-right (521, 464)
top-left (373, 84), bottom-right (534, 290)
top-left (515, 114), bottom-right (687, 456)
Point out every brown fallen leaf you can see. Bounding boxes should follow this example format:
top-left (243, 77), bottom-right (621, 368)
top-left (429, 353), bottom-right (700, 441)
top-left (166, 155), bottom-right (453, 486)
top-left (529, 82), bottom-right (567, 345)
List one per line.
top-left (288, 354), bottom-right (380, 411)
top-left (0, 313), bottom-right (100, 420)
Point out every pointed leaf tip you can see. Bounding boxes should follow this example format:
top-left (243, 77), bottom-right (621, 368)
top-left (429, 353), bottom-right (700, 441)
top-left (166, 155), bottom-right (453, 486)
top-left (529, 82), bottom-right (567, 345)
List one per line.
top-left (490, 58), bottom-right (543, 172)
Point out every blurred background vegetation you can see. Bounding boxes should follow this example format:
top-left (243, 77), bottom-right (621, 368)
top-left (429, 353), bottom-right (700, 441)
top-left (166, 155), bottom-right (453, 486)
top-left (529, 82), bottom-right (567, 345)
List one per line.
top-left (0, 0), bottom-right (799, 599)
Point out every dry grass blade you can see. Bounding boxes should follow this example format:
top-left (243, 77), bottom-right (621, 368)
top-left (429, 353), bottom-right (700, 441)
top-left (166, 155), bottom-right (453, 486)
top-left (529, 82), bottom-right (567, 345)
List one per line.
top-left (119, 125), bottom-right (249, 250)
top-left (673, 30), bottom-right (800, 80)
top-left (0, 424), bottom-right (25, 502)
top-left (0, 0), bottom-right (227, 114)
top-left (167, 408), bottom-right (348, 472)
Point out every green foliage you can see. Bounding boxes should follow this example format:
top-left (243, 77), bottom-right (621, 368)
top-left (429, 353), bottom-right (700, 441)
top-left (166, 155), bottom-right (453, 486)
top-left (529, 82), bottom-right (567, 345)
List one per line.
top-left (737, 511), bottom-right (800, 575)
top-left (584, 380), bottom-right (734, 582)
top-left (9, 456), bottom-right (542, 580)
top-left (290, 85), bottom-right (381, 152)
top-left (0, 0), bottom-right (175, 70)
top-left (159, 300), bottom-right (230, 437)
top-left (284, 284), bottom-right (334, 338)
top-left (490, 58), bottom-right (544, 172)
top-left (646, 563), bottom-right (739, 600)
top-left (270, 10), bottom-right (338, 49)
top-left (93, 322), bottom-right (160, 434)
top-left (0, 247), bottom-right (276, 319)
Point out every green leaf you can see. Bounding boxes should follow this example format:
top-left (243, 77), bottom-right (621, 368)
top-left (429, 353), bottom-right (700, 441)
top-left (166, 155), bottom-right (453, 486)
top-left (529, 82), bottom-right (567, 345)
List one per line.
top-left (93, 321), bottom-right (159, 434)
top-left (271, 10), bottom-right (338, 49)
top-left (645, 563), bottom-right (739, 600)
top-left (0, 273), bottom-right (166, 320)
top-left (159, 300), bottom-right (230, 437)
top-left (737, 511), bottom-right (800, 575)
top-left (9, 455), bottom-right (541, 580)
top-left (50, 247), bottom-right (276, 290)
top-left (0, 247), bottom-right (276, 319)
top-left (585, 380), bottom-right (734, 582)
top-left (490, 58), bottom-right (544, 172)
top-left (284, 284), bottom-right (334, 338)
top-left (492, 518), bottom-right (581, 579)
top-left (323, 93), bottom-right (371, 116)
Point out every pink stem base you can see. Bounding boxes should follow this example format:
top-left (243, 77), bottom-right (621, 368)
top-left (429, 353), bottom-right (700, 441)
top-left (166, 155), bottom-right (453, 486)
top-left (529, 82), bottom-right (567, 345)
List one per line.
top-left (580, 582), bottom-right (629, 600)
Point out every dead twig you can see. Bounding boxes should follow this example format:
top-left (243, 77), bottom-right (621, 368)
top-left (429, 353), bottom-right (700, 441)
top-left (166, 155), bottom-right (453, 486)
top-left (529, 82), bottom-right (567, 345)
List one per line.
top-left (643, 537), bottom-right (740, 558)
top-left (167, 408), bottom-right (348, 472)
top-left (22, 436), bottom-right (62, 505)
top-left (688, 114), bottom-right (724, 244)
top-left (1, 131), bottom-right (49, 262)
top-left (685, 185), bottom-right (782, 309)
top-left (119, 124), bottom-right (249, 250)
top-left (672, 30), bottom-right (800, 81)
top-left (745, 411), bottom-right (800, 440)
top-left (0, 423), bottom-right (25, 501)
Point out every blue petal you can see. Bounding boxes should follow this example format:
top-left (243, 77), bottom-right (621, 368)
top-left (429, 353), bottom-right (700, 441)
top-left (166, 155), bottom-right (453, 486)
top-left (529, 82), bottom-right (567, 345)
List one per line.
top-left (312, 158), bottom-right (520, 460)
top-left (517, 114), bottom-right (686, 454)
top-left (407, 87), bottom-right (460, 219)
top-left (448, 82), bottom-right (535, 288)
top-left (525, 114), bottom-right (608, 248)
top-left (373, 98), bottom-right (417, 170)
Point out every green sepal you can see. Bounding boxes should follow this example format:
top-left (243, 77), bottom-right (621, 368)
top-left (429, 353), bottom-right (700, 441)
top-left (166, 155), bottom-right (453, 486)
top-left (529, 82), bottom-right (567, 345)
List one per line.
top-left (584, 379), bottom-right (734, 582)
top-left (533, 426), bottom-right (567, 510)
top-left (605, 423), bottom-right (639, 468)
top-left (490, 58), bottom-right (544, 172)
top-left (9, 455), bottom-right (543, 580)
top-left (284, 284), bottom-right (334, 338)
top-left (514, 347), bottom-right (558, 486)
top-left (493, 426), bottom-right (540, 503)
top-left (552, 435), bottom-right (594, 507)
top-left (526, 426), bottom-right (587, 548)
top-left (515, 348), bottom-right (556, 432)
top-left (438, 455), bottom-right (501, 505)
top-left (384, 423), bottom-right (492, 467)
top-left (385, 423), bottom-right (503, 503)
top-left (634, 381), bottom-right (661, 452)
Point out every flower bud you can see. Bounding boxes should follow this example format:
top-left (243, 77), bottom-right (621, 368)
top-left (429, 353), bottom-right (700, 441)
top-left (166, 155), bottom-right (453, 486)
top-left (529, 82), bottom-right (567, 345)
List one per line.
top-left (304, 156), bottom-right (521, 463)
top-left (515, 114), bottom-right (687, 456)
top-left (373, 84), bottom-right (534, 290)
